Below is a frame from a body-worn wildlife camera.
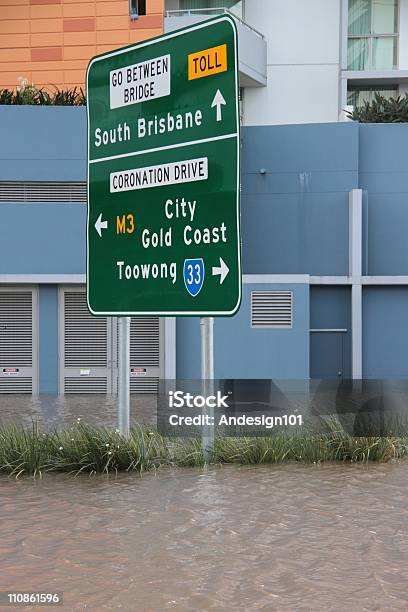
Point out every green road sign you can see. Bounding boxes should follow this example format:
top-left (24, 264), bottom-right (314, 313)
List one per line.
top-left (87, 15), bottom-right (241, 316)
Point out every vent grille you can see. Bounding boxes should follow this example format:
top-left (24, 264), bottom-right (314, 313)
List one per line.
top-left (251, 291), bottom-right (293, 328)
top-left (0, 377), bottom-right (32, 393)
top-left (64, 292), bottom-right (107, 368)
top-left (64, 377), bottom-right (108, 394)
top-left (130, 377), bottom-right (159, 394)
top-left (130, 318), bottom-right (160, 367)
top-left (0, 182), bottom-right (86, 202)
top-left (0, 291), bottom-right (33, 367)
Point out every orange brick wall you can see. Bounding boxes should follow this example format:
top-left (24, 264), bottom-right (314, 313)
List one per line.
top-left (0, 0), bottom-right (164, 91)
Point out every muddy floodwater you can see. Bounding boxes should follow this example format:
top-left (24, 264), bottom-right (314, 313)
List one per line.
top-left (1, 463), bottom-right (408, 610)
top-left (0, 395), bottom-right (157, 429)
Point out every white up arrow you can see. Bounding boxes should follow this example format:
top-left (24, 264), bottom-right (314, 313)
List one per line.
top-left (211, 89), bottom-right (226, 122)
top-left (212, 257), bottom-right (229, 285)
top-left (95, 213), bottom-right (108, 237)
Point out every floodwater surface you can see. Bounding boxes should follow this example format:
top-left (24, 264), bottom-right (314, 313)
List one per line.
top-left (0, 395), bottom-right (156, 429)
top-left (1, 463), bottom-right (408, 610)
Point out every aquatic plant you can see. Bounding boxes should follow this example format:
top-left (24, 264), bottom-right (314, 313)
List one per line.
top-left (0, 420), bottom-right (403, 477)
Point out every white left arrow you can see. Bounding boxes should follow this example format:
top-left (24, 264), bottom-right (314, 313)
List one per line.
top-left (95, 213), bottom-right (108, 237)
top-left (212, 257), bottom-right (229, 285)
top-left (211, 89), bottom-right (226, 122)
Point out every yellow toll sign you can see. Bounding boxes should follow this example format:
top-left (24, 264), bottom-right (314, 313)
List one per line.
top-left (188, 44), bottom-right (227, 81)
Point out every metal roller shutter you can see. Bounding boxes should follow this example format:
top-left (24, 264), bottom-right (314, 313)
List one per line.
top-left (129, 317), bottom-right (163, 394)
top-left (60, 289), bottom-right (112, 394)
top-left (60, 288), bottom-right (164, 394)
top-left (0, 288), bottom-right (38, 394)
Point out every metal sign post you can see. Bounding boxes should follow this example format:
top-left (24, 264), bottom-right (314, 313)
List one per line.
top-left (201, 317), bottom-right (214, 461)
top-left (118, 317), bottom-right (130, 436)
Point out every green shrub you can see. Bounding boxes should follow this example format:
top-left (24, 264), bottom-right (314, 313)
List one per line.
top-left (0, 82), bottom-right (86, 106)
top-left (347, 93), bottom-right (408, 123)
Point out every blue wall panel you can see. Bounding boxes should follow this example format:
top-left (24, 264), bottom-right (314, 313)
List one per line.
top-left (0, 203), bottom-right (86, 274)
top-left (363, 287), bottom-right (408, 379)
top-left (214, 284), bottom-right (309, 379)
top-left (39, 285), bottom-right (59, 394)
top-left (310, 287), bottom-right (351, 379)
top-left (242, 122), bottom-right (359, 174)
top-left (242, 193), bottom-right (349, 275)
top-left (241, 122), bottom-right (359, 275)
top-left (176, 317), bottom-right (201, 379)
top-left (0, 107), bottom-right (86, 181)
top-left (177, 283), bottom-right (309, 379)
top-left (359, 124), bottom-right (408, 276)
top-left (364, 194), bottom-right (408, 275)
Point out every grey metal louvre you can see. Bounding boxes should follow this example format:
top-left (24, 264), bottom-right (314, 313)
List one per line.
top-left (64, 377), bottom-right (108, 394)
top-left (0, 181), bottom-right (86, 202)
top-left (61, 289), bottom-right (111, 394)
top-left (130, 318), bottom-right (160, 366)
top-left (251, 291), bottom-right (293, 328)
top-left (129, 318), bottom-right (161, 394)
top-left (64, 292), bottom-right (107, 368)
top-left (0, 289), bottom-right (37, 393)
top-left (60, 289), bottom-right (164, 395)
top-left (130, 377), bottom-right (159, 393)
top-left (0, 377), bottom-right (32, 393)
top-left (0, 292), bottom-right (32, 366)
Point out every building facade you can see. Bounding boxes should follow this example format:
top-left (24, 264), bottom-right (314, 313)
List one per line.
top-left (165, 0), bottom-right (408, 124)
top-left (1, 0), bottom-right (408, 394)
top-left (0, 0), bottom-right (163, 91)
top-left (1, 107), bottom-right (408, 393)
top-left (2, 0), bottom-right (408, 119)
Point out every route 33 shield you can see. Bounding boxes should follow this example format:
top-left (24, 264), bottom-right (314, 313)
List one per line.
top-left (183, 258), bottom-right (205, 297)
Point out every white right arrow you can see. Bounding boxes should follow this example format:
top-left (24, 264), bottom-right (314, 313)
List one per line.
top-left (212, 257), bottom-right (229, 285)
top-left (211, 89), bottom-right (226, 122)
top-left (95, 213), bottom-right (108, 237)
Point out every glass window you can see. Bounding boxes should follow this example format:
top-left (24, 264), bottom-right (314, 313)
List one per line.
top-left (129, 0), bottom-right (146, 18)
top-left (372, 36), bottom-right (398, 69)
top-left (348, 0), bottom-right (398, 70)
top-left (348, 37), bottom-right (370, 70)
top-left (347, 85), bottom-right (398, 107)
top-left (348, 0), bottom-right (371, 35)
top-left (372, 0), bottom-right (398, 33)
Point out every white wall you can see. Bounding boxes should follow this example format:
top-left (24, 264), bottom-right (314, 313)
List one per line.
top-left (399, 0), bottom-right (408, 69)
top-left (244, 0), bottom-right (342, 125)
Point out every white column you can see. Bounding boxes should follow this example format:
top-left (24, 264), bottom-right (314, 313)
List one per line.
top-left (164, 317), bottom-right (176, 380)
top-left (351, 284), bottom-right (362, 379)
top-left (399, 0), bottom-right (408, 70)
top-left (349, 189), bottom-right (363, 379)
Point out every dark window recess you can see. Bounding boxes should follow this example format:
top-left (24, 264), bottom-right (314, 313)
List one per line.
top-left (130, 0), bottom-right (146, 18)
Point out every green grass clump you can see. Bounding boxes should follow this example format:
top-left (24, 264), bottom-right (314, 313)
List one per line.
top-left (0, 423), bottom-right (52, 477)
top-left (213, 433), bottom-right (398, 465)
top-left (0, 420), bottom-right (404, 478)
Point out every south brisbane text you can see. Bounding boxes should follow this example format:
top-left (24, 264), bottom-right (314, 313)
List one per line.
top-left (94, 110), bottom-right (203, 148)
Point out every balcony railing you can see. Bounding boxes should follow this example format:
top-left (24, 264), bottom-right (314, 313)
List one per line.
top-left (165, 7), bottom-right (265, 40)
top-left (164, 7), bottom-right (267, 86)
